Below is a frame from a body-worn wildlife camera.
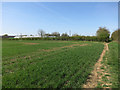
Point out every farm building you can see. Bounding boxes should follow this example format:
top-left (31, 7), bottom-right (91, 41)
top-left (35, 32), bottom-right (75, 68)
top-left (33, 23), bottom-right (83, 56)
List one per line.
top-left (0, 35), bottom-right (15, 39)
top-left (14, 35), bottom-right (40, 38)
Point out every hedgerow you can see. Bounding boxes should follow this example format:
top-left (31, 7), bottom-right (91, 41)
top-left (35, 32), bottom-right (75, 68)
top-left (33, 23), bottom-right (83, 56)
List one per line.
top-left (8, 36), bottom-right (110, 42)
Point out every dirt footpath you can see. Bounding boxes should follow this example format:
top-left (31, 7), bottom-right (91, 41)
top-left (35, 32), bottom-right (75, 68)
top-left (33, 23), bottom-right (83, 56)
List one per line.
top-left (83, 43), bottom-right (109, 88)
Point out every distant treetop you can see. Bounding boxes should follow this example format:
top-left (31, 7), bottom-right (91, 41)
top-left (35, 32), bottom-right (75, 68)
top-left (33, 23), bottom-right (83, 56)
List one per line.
top-left (96, 27), bottom-right (110, 42)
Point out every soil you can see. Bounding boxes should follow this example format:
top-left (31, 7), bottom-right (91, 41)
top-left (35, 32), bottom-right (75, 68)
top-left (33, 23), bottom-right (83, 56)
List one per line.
top-left (42, 44), bottom-right (88, 52)
top-left (23, 43), bottom-right (39, 45)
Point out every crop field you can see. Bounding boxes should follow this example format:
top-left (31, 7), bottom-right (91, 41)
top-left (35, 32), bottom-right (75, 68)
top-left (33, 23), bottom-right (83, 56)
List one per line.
top-left (2, 40), bottom-right (104, 88)
top-left (105, 42), bottom-right (119, 88)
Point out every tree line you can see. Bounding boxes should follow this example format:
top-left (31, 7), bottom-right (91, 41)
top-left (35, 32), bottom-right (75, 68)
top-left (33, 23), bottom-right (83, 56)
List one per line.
top-left (4, 27), bottom-right (120, 42)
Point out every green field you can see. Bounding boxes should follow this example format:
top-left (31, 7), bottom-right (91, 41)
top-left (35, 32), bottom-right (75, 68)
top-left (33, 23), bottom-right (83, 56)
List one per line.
top-left (107, 42), bottom-right (119, 88)
top-left (2, 40), bottom-right (105, 88)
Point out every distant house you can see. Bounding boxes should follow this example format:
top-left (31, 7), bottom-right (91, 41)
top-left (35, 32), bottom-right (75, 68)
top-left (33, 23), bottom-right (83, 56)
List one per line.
top-left (14, 35), bottom-right (27, 38)
top-left (14, 35), bottom-right (40, 38)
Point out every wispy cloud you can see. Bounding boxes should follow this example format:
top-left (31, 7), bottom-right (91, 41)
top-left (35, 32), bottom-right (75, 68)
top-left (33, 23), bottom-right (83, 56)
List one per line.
top-left (32, 3), bottom-right (71, 23)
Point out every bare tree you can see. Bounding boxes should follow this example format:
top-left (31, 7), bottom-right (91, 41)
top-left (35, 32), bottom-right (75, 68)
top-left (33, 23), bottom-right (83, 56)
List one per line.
top-left (38, 29), bottom-right (45, 37)
top-left (20, 33), bottom-right (22, 38)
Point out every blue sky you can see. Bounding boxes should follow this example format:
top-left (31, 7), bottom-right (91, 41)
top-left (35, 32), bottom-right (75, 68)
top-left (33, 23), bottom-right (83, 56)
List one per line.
top-left (2, 2), bottom-right (118, 36)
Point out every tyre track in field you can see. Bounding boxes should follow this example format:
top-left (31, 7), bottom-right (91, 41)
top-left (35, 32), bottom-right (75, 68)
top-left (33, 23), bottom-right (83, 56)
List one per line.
top-left (83, 43), bottom-right (109, 88)
top-left (3, 44), bottom-right (88, 66)
top-left (3, 44), bottom-right (89, 74)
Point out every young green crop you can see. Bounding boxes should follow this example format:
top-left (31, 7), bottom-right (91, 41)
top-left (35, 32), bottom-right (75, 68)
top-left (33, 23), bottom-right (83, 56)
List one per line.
top-left (2, 40), bottom-right (104, 88)
top-left (106, 42), bottom-right (119, 88)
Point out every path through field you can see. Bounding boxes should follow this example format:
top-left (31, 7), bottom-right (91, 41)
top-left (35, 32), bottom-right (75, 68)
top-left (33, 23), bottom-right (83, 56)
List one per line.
top-left (83, 43), bottom-right (109, 88)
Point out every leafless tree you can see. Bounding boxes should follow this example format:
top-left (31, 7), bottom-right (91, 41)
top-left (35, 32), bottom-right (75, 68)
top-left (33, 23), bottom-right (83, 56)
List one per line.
top-left (38, 29), bottom-right (45, 37)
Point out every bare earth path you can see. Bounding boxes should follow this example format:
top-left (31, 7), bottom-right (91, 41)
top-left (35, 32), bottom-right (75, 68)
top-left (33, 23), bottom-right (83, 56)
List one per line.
top-left (83, 43), bottom-right (109, 88)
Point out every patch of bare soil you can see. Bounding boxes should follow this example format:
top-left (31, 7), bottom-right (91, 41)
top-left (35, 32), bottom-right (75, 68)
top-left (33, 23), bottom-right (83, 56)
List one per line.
top-left (61, 44), bottom-right (88, 48)
top-left (42, 44), bottom-right (88, 52)
top-left (57, 41), bottom-right (69, 43)
top-left (83, 43), bottom-right (109, 88)
top-left (23, 43), bottom-right (39, 45)
top-left (72, 42), bottom-right (80, 43)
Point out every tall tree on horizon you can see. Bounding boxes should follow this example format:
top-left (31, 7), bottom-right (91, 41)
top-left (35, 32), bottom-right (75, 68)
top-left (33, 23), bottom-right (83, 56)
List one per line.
top-left (96, 27), bottom-right (110, 42)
